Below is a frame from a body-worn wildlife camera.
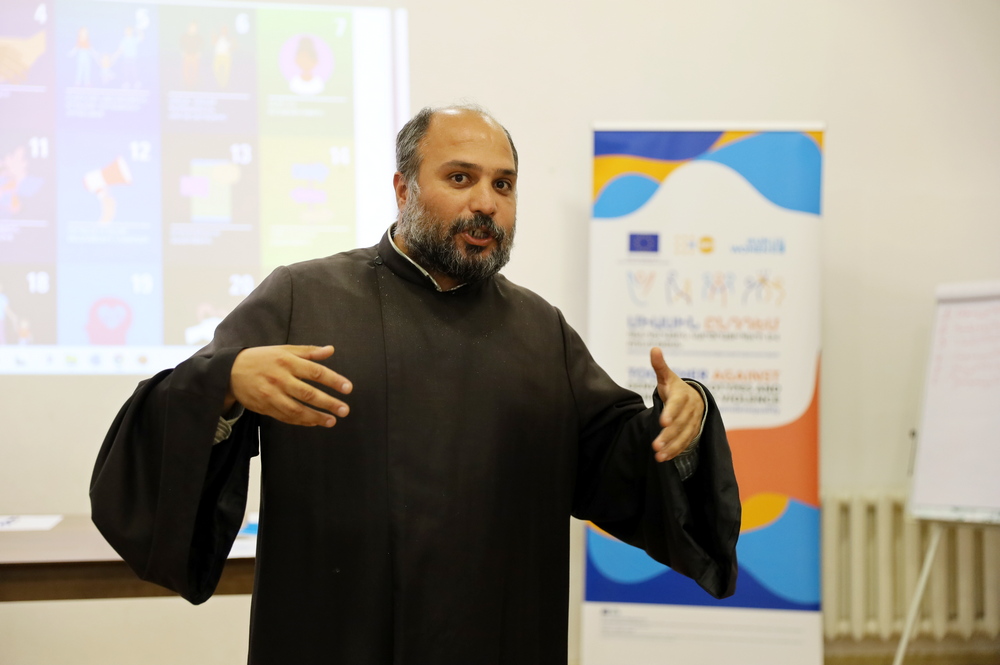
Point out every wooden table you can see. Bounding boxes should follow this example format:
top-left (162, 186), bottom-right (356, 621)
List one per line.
top-left (0, 515), bottom-right (254, 601)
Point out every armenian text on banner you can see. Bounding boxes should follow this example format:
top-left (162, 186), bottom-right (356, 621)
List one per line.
top-left (583, 126), bottom-right (823, 665)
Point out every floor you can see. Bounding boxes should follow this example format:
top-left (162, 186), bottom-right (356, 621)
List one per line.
top-left (825, 637), bottom-right (1000, 665)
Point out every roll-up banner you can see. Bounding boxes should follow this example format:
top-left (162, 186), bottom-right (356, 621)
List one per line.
top-left (583, 125), bottom-right (823, 665)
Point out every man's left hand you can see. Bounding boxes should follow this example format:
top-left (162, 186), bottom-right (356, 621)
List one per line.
top-left (650, 346), bottom-right (704, 463)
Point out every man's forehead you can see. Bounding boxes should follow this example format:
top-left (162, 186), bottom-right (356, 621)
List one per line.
top-left (421, 110), bottom-right (515, 168)
top-left (432, 107), bottom-right (501, 131)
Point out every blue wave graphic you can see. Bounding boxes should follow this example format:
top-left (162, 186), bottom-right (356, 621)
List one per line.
top-left (585, 499), bottom-right (820, 608)
top-left (593, 174), bottom-right (660, 218)
top-left (738, 499), bottom-right (819, 604)
top-left (587, 526), bottom-right (668, 584)
top-left (595, 131), bottom-right (722, 161)
top-left (585, 555), bottom-right (820, 611)
top-left (698, 132), bottom-right (822, 214)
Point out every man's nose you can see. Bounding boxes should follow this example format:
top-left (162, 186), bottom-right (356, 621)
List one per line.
top-left (468, 181), bottom-right (498, 217)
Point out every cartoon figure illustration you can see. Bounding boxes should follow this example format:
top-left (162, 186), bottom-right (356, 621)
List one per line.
top-left (288, 36), bottom-right (324, 95)
top-left (68, 27), bottom-right (99, 86)
top-left (0, 282), bottom-right (19, 345)
top-left (626, 270), bottom-right (656, 307)
top-left (0, 30), bottom-right (47, 83)
top-left (16, 317), bottom-right (32, 345)
top-left (98, 52), bottom-right (116, 84)
top-left (0, 147), bottom-right (43, 214)
top-left (86, 296), bottom-right (132, 344)
top-left (665, 270), bottom-right (693, 305)
top-left (212, 25), bottom-right (233, 88)
top-left (180, 22), bottom-right (202, 87)
top-left (113, 25), bottom-right (143, 88)
top-left (743, 271), bottom-right (786, 306)
top-left (184, 302), bottom-right (227, 345)
top-left (703, 271), bottom-right (736, 306)
top-left (83, 156), bottom-right (132, 225)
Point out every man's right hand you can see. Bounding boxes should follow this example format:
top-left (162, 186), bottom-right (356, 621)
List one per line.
top-left (225, 345), bottom-right (353, 428)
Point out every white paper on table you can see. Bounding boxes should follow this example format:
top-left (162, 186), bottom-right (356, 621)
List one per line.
top-left (228, 536), bottom-right (257, 559)
top-left (0, 515), bottom-right (64, 531)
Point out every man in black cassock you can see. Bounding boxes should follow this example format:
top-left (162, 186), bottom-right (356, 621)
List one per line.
top-left (92, 106), bottom-right (741, 665)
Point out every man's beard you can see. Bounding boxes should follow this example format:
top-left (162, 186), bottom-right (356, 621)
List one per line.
top-left (396, 195), bottom-right (515, 285)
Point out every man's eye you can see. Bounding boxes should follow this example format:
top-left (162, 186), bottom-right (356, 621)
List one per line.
top-left (496, 180), bottom-right (511, 190)
top-left (451, 174), bottom-right (467, 183)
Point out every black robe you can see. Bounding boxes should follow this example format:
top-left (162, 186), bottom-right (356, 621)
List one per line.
top-left (91, 230), bottom-right (740, 665)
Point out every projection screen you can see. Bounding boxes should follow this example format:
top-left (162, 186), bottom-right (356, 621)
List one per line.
top-left (0, 0), bottom-right (409, 374)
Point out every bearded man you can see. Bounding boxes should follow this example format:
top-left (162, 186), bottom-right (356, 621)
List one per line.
top-left (92, 105), bottom-right (740, 665)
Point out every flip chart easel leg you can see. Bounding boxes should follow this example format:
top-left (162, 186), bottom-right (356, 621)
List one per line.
top-left (892, 522), bottom-right (943, 665)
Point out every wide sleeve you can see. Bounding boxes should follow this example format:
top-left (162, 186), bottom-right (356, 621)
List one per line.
top-left (565, 314), bottom-right (741, 600)
top-left (89, 266), bottom-right (295, 604)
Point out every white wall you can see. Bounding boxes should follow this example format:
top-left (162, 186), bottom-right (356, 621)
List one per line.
top-left (2, 0), bottom-right (999, 663)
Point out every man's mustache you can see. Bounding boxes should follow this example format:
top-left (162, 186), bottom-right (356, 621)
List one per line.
top-left (449, 214), bottom-right (508, 242)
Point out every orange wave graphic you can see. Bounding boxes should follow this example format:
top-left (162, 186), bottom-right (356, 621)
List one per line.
top-left (592, 156), bottom-right (683, 200)
top-left (728, 359), bottom-right (820, 507)
top-left (708, 131), bottom-right (823, 153)
top-left (741, 492), bottom-right (789, 533)
top-left (710, 131), bottom-right (757, 152)
top-left (709, 130), bottom-right (824, 152)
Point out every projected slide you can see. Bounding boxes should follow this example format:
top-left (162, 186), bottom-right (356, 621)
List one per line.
top-left (0, 0), bottom-right (408, 373)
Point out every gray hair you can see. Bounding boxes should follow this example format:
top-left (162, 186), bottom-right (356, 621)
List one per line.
top-left (395, 104), bottom-right (519, 186)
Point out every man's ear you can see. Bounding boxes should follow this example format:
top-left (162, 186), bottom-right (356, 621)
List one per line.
top-left (393, 172), bottom-right (408, 211)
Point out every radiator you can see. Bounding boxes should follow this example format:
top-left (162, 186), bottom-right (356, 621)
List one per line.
top-left (821, 493), bottom-right (1000, 641)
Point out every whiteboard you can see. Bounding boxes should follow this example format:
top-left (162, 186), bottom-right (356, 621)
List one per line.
top-left (909, 281), bottom-right (1000, 524)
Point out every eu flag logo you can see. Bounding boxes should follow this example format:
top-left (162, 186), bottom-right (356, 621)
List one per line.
top-left (629, 233), bottom-right (659, 253)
